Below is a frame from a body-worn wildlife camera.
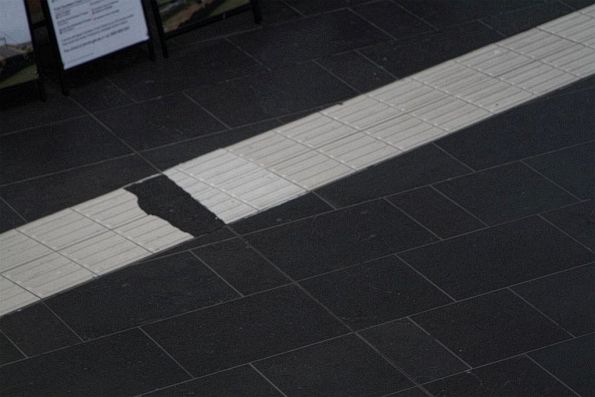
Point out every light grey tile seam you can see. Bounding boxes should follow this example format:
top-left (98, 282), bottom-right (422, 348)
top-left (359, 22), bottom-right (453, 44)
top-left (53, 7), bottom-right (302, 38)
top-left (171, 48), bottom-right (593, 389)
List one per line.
top-left (524, 355), bottom-right (583, 397)
top-left (507, 287), bottom-right (576, 338)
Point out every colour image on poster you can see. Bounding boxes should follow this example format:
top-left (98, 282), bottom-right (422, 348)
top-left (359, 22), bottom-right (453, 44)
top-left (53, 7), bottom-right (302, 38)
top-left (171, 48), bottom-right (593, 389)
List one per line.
top-left (156, 0), bottom-right (250, 34)
top-left (0, 0), bottom-right (38, 90)
top-left (46, 0), bottom-right (149, 70)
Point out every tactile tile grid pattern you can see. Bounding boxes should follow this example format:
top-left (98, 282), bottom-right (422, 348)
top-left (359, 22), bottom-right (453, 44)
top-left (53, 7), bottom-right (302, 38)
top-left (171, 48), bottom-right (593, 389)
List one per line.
top-left (1, 5), bottom-right (595, 316)
top-left (0, 190), bottom-right (193, 315)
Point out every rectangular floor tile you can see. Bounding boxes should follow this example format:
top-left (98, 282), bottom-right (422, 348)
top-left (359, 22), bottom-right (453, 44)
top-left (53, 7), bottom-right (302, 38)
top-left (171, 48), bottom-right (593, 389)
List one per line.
top-left (0, 199), bottom-right (24, 233)
top-left (481, 2), bottom-right (573, 36)
top-left (142, 286), bottom-right (348, 377)
top-left (361, 22), bottom-right (502, 78)
top-left (255, 335), bottom-right (412, 397)
top-left (0, 155), bottom-right (156, 223)
top-left (46, 252), bottom-right (238, 339)
top-left (543, 200), bottom-right (594, 250)
top-left (0, 231), bottom-right (52, 273)
top-left (530, 334), bottom-right (594, 397)
top-left (301, 256), bottom-right (452, 329)
top-left (317, 51), bottom-right (395, 93)
top-left (108, 39), bottom-right (265, 100)
top-left (425, 356), bottom-right (574, 397)
top-left (187, 62), bottom-right (355, 127)
top-left (0, 117), bottom-right (131, 185)
top-left (0, 303), bottom-right (80, 356)
top-left (316, 145), bottom-right (470, 207)
top-left (0, 332), bottom-right (23, 366)
top-left (97, 93), bottom-right (225, 150)
top-left (247, 200), bottom-right (436, 279)
top-left (0, 329), bottom-right (189, 397)
top-left (362, 319), bottom-right (468, 384)
top-left (435, 78), bottom-right (595, 170)
top-left (352, 0), bottom-right (435, 40)
top-left (231, 10), bottom-right (389, 67)
top-left (402, 216), bottom-right (593, 299)
top-left (388, 187), bottom-right (484, 238)
top-left (231, 193), bottom-right (333, 234)
top-left (193, 238), bottom-right (289, 295)
top-left (143, 366), bottom-right (282, 397)
top-left (526, 141), bottom-right (595, 200)
top-left (513, 264), bottom-right (594, 336)
top-left (412, 290), bottom-right (570, 366)
top-left (435, 162), bottom-right (577, 225)
top-left (364, 113), bottom-right (445, 151)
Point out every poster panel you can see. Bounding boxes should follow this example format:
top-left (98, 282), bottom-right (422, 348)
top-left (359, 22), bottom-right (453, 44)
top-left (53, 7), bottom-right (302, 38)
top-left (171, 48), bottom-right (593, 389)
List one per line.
top-left (156, 0), bottom-right (250, 34)
top-left (46, 0), bottom-right (149, 70)
top-left (0, 0), bottom-right (39, 90)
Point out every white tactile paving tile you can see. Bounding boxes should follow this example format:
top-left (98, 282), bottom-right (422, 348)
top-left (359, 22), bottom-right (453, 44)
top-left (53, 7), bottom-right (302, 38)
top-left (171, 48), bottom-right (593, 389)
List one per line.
top-left (275, 113), bottom-right (357, 148)
top-left (3, 8), bottom-right (595, 317)
top-left (18, 209), bottom-right (108, 251)
top-left (365, 114), bottom-right (445, 151)
top-left (322, 96), bottom-right (402, 130)
top-left (0, 230), bottom-right (53, 272)
top-left (74, 190), bottom-right (146, 229)
top-left (61, 231), bottom-right (151, 274)
top-left (0, 277), bottom-right (40, 316)
top-left (3, 253), bottom-right (94, 298)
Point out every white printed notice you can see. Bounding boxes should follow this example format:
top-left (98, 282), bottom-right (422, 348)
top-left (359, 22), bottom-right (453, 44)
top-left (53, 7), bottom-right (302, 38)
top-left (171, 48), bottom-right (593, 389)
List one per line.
top-left (46, 0), bottom-right (149, 70)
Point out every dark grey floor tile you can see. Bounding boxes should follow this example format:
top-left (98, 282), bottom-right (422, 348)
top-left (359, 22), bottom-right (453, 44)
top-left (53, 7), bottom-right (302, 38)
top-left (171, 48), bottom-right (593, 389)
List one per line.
top-left (0, 329), bottom-right (189, 397)
top-left (97, 93), bottom-right (225, 150)
top-left (0, 333), bottom-right (23, 366)
top-left (0, 155), bottom-right (155, 223)
top-left (353, 0), bottom-right (435, 40)
top-left (530, 334), bottom-right (595, 397)
top-left (316, 145), bottom-right (470, 207)
top-left (543, 201), bottom-right (595, 251)
top-left (361, 22), bottom-right (501, 78)
top-left (193, 238), bottom-right (289, 295)
top-left (143, 365), bottom-right (282, 397)
top-left (435, 163), bottom-right (577, 225)
top-left (0, 304), bottom-right (80, 356)
top-left (0, 199), bottom-right (24, 233)
top-left (150, 226), bottom-right (236, 259)
top-left (231, 10), bottom-right (389, 67)
top-left (402, 217), bottom-right (593, 299)
top-left (187, 62), bottom-right (354, 127)
top-left (387, 388), bottom-right (427, 397)
top-left (247, 200), bottom-right (437, 279)
top-left (255, 335), bottom-right (412, 397)
top-left (481, 1), bottom-right (573, 36)
top-left (412, 290), bottom-right (570, 366)
top-left (301, 256), bottom-right (451, 329)
top-left (142, 286), bottom-right (348, 377)
top-left (388, 187), bottom-right (484, 238)
top-left (425, 356), bottom-right (575, 397)
top-left (141, 120), bottom-right (281, 170)
top-left (68, 77), bottom-right (133, 113)
top-left (0, 117), bottom-right (131, 185)
top-left (232, 193), bottom-right (333, 234)
top-left (47, 252), bottom-right (239, 339)
top-left (170, 0), bottom-right (299, 47)
top-left (283, 0), bottom-right (372, 15)
top-left (317, 50), bottom-right (395, 93)
top-left (109, 39), bottom-right (265, 100)
top-left (396, 0), bottom-right (546, 28)
top-left (436, 88), bottom-right (595, 169)
top-left (0, 87), bottom-right (84, 135)
top-left (513, 264), bottom-right (595, 336)
top-left (526, 142), bottom-right (595, 200)
top-left (560, 0), bottom-right (595, 9)
top-left (362, 319), bottom-right (467, 383)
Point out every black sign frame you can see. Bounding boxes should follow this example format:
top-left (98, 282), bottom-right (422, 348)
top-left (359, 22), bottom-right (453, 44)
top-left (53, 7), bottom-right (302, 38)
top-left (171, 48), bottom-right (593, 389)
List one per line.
top-left (150, 0), bottom-right (261, 58)
top-left (41, 0), bottom-right (155, 95)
